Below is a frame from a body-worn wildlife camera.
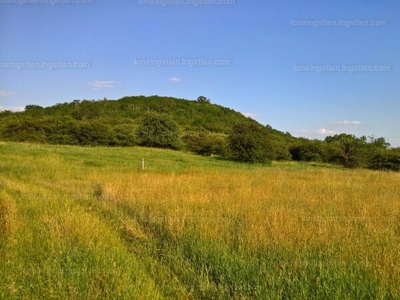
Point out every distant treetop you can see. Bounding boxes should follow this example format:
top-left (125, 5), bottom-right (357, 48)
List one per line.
top-left (25, 105), bottom-right (44, 111)
top-left (197, 96), bottom-right (211, 103)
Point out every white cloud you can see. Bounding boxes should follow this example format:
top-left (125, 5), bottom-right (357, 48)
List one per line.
top-left (294, 121), bottom-right (363, 139)
top-left (296, 128), bottom-right (340, 137)
top-left (169, 77), bottom-right (182, 82)
top-left (0, 90), bottom-right (14, 97)
top-left (0, 106), bottom-right (25, 112)
top-left (332, 120), bottom-right (361, 125)
top-left (87, 81), bottom-right (116, 89)
top-left (242, 113), bottom-right (258, 119)
top-left (315, 128), bottom-right (339, 135)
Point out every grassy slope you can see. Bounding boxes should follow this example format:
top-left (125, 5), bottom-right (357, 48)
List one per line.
top-left (1, 142), bottom-right (399, 299)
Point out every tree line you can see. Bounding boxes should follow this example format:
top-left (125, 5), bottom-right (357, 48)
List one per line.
top-left (0, 96), bottom-right (398, 171)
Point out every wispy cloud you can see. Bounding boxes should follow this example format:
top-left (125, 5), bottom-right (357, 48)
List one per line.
top-left (243, 113), bottom-right (258, 119)
top-left (0, 106), bottom-right (25, 112)
top-left (0, 90), bottom-right (14, 97)
top-left (315, 128), bottom-right (339, 135)
top-left (332, 120), bottom-right (361, 125)
top-left (169, 77), bottom-right (182, 82)
top-left (296, 128), bottom-right (340, 137)
top-left (87, 81), bottom-right (117, 90)
top-left (295, 120), bottom-right (364, 139)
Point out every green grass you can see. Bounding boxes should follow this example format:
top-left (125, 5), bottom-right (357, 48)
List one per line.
top-left (0, 142), bottom-right (399, 299)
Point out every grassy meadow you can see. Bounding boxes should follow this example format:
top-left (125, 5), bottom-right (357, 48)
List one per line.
top-left (0, 142), bottom-right (399, 299)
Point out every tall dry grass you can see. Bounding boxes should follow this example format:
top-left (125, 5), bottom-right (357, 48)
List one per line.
top-left (1, 142), bottom-right (399, 299)
top-left (86, 166), bottom-right (400, 298)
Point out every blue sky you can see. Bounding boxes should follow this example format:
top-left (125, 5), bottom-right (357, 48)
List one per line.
top-left (0, 0), bottom-right (399, 144)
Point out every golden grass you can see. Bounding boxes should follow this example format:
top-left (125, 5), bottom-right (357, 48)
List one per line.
top-left (1, 142), bottom-right (399, 298)
top-left (89, 167), bottom-right (400, 293)
top-left (0, 191), bottom-right (16, 244)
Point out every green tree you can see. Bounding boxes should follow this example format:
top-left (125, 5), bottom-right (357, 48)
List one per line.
top-left (368, 136), bottom-right (390, 150)
top-left (183, 132), bottom-right (228, 156)
top-left (24, 105), bottom-right (44, 111)
top-left (290, 139), bottom-right (326, 162)
top-left (228, 122), bottom-right (273, 163)
top-left (75, 121), bottom-right (113, 146)
top-left (325, 134), bottom-right (367, 168)
top-left (368, 149), bottom-right (400, 171)
top-left (111, 124), bottom-right (137, 146)
top-left (197, 96), bottom-right (211, 103)
top-left (136, 111), bottom-right (180, 149)
top-left (1, 118), bottom-right (47, 143)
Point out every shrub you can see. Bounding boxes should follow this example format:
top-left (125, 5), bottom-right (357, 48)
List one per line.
top-left (183, 132), bottom-right (229, 156)
top-left (290, 140), bottom-right (325, 162)
top-left (135, 112), bottom-right (181, 149)
top-left (228, 123), bottom-right (273, 163)
top-left (368, 149), bottom-right (400, 171)
top-left (110, 124), bottom-right (137, 147)
top-left (75, 121), bottom-right (113, 146)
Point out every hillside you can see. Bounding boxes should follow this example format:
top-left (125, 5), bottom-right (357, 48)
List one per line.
top-left (1, 95), bottom-right (287, 135)
top-left (1, 142), bottom-right (399, 299)
top-left (0, 95), bottom-right (294, 155)
top-left (0, 95), bottom-right (398, 171)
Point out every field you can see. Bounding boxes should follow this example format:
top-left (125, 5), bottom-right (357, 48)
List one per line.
top-left (1, 142), bottom-right (399, 299)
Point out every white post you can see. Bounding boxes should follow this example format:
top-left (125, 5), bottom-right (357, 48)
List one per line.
top-left (142, 158), bottom-right (145, 171)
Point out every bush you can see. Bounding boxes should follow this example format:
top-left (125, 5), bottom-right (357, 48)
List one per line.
top-left (75, 121), bottom-right (113, 146)
top-left (290, 140), bottom-right (325, 162)
top-left (183, 132), bottom-right (229, 156)
top-left (274, 148), bottom-right (292, 161)
top-left (368, 149), bottom-right (400, 171)
top-left (228, 123), bottom-right (273, 163)
top-left (135, 112), bottom-right (181, 149)
top-left (110, 124), bottom-right (137, 146)
top-left (1, 118), bottom-right (47, 143)
top-left (44, 118), bottom-right (80, 145)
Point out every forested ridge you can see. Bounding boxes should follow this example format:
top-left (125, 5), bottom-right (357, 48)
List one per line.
top-left (1, 95), bottom-right (399, 170)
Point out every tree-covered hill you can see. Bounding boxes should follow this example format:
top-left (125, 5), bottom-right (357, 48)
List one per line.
top-left (0, 95), bottom-right (294, 151)
top-left (0, 95), bottom-right (399, 171)
top-left (15, 95), bottom-right (265, 133)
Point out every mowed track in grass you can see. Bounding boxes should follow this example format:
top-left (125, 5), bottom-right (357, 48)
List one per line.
top-left (0, 142), bottom-right (399, 299)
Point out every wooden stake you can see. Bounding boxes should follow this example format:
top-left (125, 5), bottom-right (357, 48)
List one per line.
top-left (142, 158), bottom-right (145, 171)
